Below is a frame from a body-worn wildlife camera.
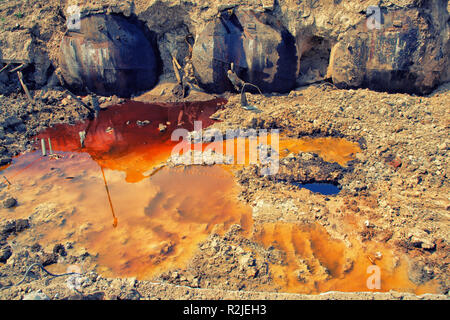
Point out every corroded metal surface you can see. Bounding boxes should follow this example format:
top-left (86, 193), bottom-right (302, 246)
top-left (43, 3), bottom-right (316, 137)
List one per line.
top-left (192, 9), bottom-right (298, 94)
top-left (59, 14), bottom-right (159, 97)
top-left (329, 8), bottom-right (449, 94)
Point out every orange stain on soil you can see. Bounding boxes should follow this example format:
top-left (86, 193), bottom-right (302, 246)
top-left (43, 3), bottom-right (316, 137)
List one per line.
top-left (253, 223), bottom-right (438, 294)
top-left (278, 137), bottom-right (361, 167)
top-left (77, 165), bottom-right (253, 279)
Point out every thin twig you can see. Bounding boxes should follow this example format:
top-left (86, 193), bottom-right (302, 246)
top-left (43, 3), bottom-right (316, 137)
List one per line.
top-left (64, 89), bottom-right (95, 114)
top-left (9, 63), bottom-right (26, 73)
top-left (2, 175), bottom-right (11, 186)
top-left (17, 71), bottom-right (35, 105)
top-left (0, 263), bottom-right (83, 291)
top-left (0, 63), bottom-right (11, 74)
top-left (171, 56), bottom-right (182, 84)
top-left (100, 166), bottom-right (118, 228)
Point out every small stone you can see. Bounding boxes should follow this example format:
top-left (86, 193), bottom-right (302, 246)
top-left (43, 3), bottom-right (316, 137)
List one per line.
top-left (30, 243), bottom-right (41, 252)
top-left (127, 277), bottom-right (137, 287)
top-left (239, 255), bottom-right (255, 268)
top-left (118, 289), bottom-right (140, 300)
top-left (3, 198), bottom-right (17, 208)
top-left (393, 20), bottom-right (403, 28)
top-left (158, 123), bottom-right (167, 132)
top-left (300, 152), bottom-right (315, 161)
top-left (408, 228), bottom-right (435, 250)
top-left (0, 245), bottom-right (12, 263)
top-left (364, 220), bottom-right (373, 228)
top-left (438, 142), bottom-right (447, 151)
top-left (111, 279), bottom-right (123, 290)
top-left (246, 267), bottom-right (258, 278)
top-left (15, 219), bottom-right (29, 232)
top-left (0, 157), bottom-right (12, 166)
top-left (41, 252), bottom-right (57, 266)
top-left (136, 120), bottom-right (150, 127)
top-left (389, 158), bottom-right (402, 169)
top-left (53, 243), bottom-right (67, 256)
top-left (420, 240), bottom-right (436, 250)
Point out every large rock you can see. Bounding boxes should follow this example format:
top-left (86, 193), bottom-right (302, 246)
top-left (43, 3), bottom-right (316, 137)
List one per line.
top-left (59, 14), bottom-right (160, 97)
top-left (191, 9), bottom-right (297, 93)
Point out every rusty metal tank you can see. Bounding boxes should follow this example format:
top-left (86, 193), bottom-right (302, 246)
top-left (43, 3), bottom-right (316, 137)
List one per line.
top-left (59, 14), bottom-right (159, 97)
top-left (191, 9), bottom-right (297, 94)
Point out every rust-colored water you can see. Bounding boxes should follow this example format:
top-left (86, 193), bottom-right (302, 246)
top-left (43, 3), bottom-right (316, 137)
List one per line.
top-left (2, 151), bottom-right (252, 279)
top-left (253, 223), bottom-right (438, 294)
top-left (0, 99), bottom-right (436, 293)
top-left (192, 135), bottom-right (360, 167)
top-left (35, 98), bottom-right (227, 183)
top-left (278, 137), bottom-right (361, 167)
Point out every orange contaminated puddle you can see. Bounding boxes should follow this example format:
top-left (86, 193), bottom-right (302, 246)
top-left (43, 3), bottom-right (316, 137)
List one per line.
top-left (34, 98), bottom-right (227, 183)
top-left (2, 151), bottom-right (252, 279)
top-left (185, 135), bottom-right (360, 168)
top-left (278, 137), bottom-right (361, 167)
top-left (0, 99), bottom-right (436, 294)
top-left (253, 223), bottom-right (438, 294)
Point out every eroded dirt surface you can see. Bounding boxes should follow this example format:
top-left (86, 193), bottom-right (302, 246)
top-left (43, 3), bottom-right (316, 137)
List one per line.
top-left (0, 82), bottom-right (448, 300)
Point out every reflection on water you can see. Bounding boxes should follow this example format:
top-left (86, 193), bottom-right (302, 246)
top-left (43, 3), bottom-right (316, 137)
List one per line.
top-left (35, 98), bottom-right (227, 183)
top-left (292, 182), bottom-right (341, 196)
top-left (1, 151), bottom-right (252, 279)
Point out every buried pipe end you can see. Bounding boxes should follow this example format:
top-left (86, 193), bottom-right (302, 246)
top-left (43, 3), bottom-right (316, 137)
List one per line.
top-left (59, 14), bottom-right (161, 98)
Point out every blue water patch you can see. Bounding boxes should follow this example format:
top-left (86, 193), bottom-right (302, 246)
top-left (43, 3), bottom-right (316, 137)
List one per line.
top-left (292, 182), bottom-right (340, 195)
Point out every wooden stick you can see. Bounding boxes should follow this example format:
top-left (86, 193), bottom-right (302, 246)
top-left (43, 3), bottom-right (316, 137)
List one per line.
top-left (172, 56), bottom-right (182, 84)
top-left (172, 54), bottom-right (182, 70)
top-left (48, 138), bottom-right (53, 155)
top-left (10, 63), bottom-right (25, 73)
top-left (100, 166), bottom-right (118, 228)
top-left (3, 175), bottom-right (11, 186)
top-left (17, 71), bottom-right (35, 105)
top-left (64, 89), bottom-right (95, 114)
top-left (0, 63), bottom-right (11, 74)
top-left (41, 138), bottom-right (47, 156)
